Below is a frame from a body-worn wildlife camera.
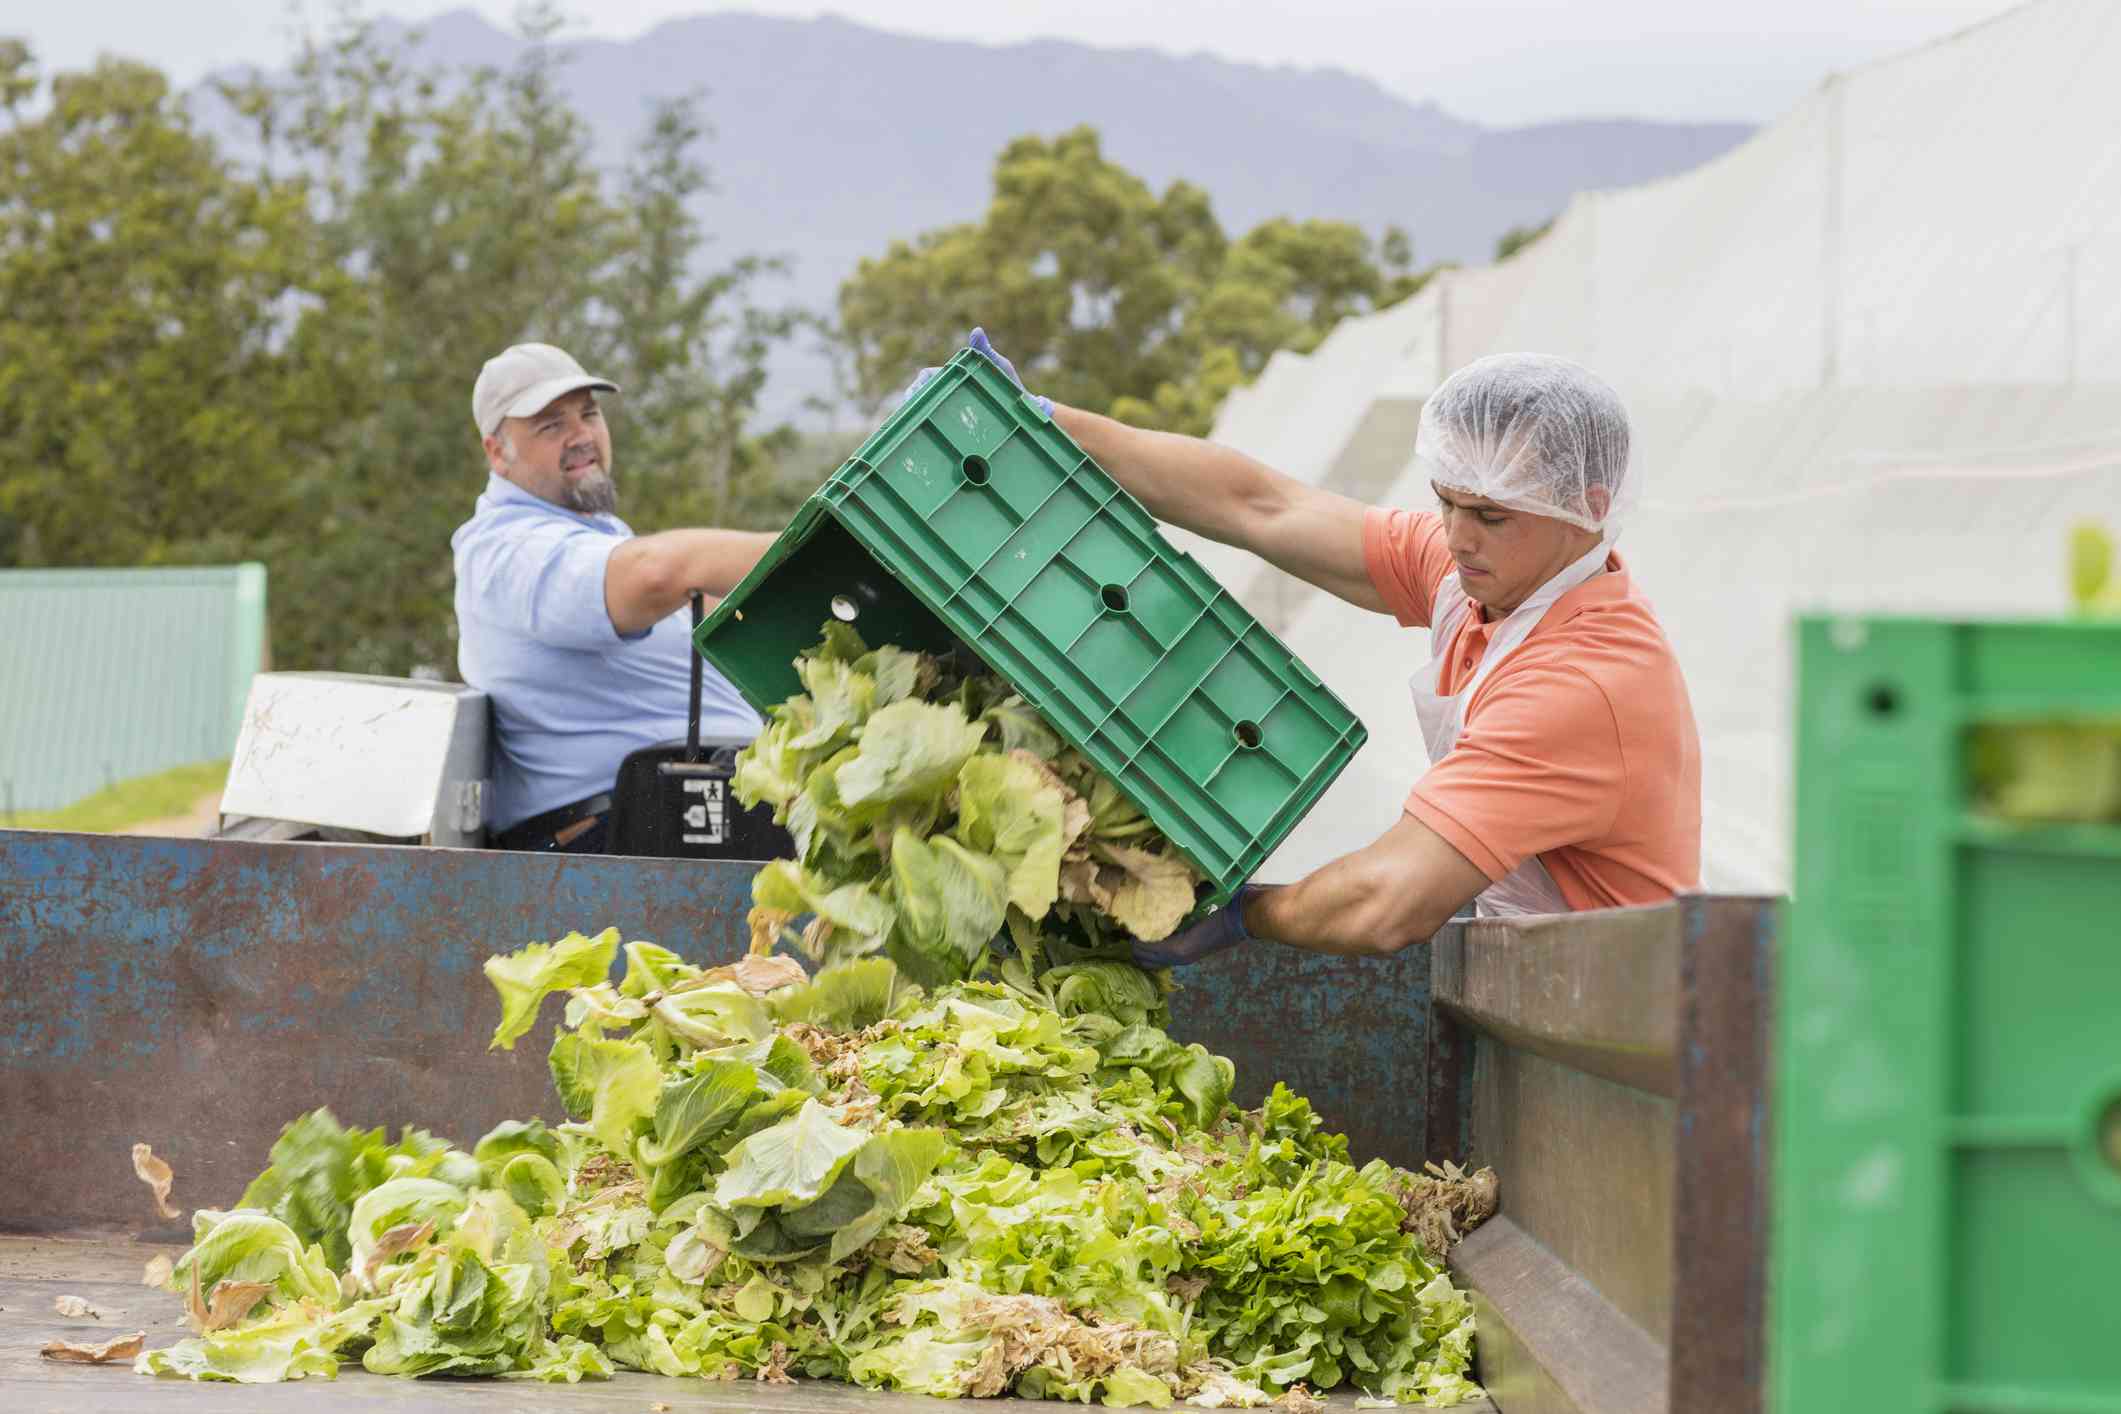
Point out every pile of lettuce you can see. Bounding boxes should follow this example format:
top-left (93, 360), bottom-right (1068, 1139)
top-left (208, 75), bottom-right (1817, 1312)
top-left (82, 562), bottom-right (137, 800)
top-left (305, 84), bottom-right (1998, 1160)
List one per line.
top-left (734, 624), bottom-right (1207, 986)
top-left (135, 930), bottom-right (1492, 1406)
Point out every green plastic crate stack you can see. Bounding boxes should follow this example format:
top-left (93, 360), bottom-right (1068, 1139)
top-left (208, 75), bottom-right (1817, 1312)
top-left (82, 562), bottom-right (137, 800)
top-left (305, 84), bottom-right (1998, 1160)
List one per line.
top-left (694, 349), bottom-right (1366, 913)
top-left (1774, 615), bottom-right (2121, 1414)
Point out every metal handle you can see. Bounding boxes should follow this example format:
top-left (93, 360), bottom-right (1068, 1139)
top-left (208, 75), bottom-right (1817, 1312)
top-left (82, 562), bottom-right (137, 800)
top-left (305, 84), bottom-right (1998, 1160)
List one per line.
top-left (686, 590), bottom-right (704, 764)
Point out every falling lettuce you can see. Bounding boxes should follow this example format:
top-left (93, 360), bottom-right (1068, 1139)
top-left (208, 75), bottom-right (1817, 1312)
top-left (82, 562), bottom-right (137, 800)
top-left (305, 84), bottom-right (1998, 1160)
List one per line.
top-left (134, 935), bottom-right (1490, 1405)
top-left (732, 627), bottom-right (1213, 984)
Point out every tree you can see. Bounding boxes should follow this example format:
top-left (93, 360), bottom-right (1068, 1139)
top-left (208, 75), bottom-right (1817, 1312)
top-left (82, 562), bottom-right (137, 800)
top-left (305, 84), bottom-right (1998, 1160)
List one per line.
top-left (1494, 218), bottom-right (1554, 262)
top-left (0, 43), bottom-right (336, 571)
top-left (208, 8), bottom-right (807, 674)
top-left (0, 10), bottom-right (805, 677)
top-left (835, 126), bottom-right (1437, 435)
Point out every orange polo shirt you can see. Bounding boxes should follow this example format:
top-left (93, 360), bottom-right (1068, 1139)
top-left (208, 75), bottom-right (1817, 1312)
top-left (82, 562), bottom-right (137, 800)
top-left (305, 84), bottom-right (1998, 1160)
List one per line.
top-left (1362, 507), bottom-right (1702, 910)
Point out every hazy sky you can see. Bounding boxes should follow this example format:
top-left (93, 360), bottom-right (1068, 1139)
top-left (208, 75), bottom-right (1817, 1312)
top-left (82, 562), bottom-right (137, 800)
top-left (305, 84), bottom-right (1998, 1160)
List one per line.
top-left (19, 0), bottom-right (2022, 126)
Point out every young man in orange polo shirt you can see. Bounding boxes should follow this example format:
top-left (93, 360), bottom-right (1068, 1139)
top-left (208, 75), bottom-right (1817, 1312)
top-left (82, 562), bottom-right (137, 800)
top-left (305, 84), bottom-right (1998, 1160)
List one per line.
top-left (915, 332), bottom-right (1702, 965)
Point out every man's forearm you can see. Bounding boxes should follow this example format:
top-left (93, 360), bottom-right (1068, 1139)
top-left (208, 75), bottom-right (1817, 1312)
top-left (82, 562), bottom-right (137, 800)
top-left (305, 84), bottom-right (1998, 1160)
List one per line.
top-left (1242, 814), bottom-right (1490, 956)
top-left (1052, 404), bottom-right (1284, 551)
top-left (605, 529), bottom-right (777, 634)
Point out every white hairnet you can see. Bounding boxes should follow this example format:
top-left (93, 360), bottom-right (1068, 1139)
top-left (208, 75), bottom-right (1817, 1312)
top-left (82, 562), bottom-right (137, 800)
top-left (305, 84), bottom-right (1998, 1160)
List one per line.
top-left (1413, 353), bottom-right (1635, 534)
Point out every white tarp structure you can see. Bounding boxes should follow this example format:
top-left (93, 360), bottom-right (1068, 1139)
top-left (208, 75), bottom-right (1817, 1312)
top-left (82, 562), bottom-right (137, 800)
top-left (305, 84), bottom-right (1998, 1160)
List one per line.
top-left (1186, 0), bottom-right (2121, 892)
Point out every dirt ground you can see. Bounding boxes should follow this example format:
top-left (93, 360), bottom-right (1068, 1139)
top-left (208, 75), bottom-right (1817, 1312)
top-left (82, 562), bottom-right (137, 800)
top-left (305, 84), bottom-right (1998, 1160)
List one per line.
top-left (117, 790), bottom-right (222, 838)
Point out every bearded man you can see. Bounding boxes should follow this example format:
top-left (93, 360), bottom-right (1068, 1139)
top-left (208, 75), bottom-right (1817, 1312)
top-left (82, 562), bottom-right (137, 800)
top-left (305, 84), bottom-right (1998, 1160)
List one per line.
top-left (452, 342), bottom-right (774, 852)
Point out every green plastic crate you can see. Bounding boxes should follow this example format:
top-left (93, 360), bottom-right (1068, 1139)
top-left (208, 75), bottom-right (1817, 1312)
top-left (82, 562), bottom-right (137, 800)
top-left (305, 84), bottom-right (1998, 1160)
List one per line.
top-left (1773, 616), bottom-right (2121, 1414)
top-left (693, 349), bottom-right (1366, 905)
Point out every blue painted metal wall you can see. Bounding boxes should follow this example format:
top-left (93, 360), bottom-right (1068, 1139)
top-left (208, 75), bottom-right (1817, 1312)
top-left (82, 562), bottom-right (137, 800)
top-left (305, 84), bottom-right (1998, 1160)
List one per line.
top-left (1, 829), bottom-right (1440, 1237)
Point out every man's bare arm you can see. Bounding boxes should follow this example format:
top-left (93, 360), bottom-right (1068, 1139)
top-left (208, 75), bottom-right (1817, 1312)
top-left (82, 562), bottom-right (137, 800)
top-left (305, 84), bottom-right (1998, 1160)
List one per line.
top-left (604, 529), bottom-right (778, 635)
top-left (1052, 404), bottom-right (1387, 613)
top-left (1243, 813), bottom-right (1491, 956)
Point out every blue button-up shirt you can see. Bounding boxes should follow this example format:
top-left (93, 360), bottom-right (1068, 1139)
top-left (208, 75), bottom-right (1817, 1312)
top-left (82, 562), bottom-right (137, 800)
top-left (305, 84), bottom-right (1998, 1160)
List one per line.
top-left (452, 475), bottom-right (762, 832)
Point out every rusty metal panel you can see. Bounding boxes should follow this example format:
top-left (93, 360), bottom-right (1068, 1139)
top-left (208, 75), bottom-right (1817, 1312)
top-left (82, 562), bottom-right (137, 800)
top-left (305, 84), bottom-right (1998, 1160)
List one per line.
top-left (0, 830), bottom-right (758, 1238)
top-left (1164, 931), bottom-right (1440, 1170)
top-left (1668, 894), bottom-right (1777, 1414)
top-left (1472, 1041), bottom-right (1676, 1343)
top-left (1434, 896), bottom-right (1779, 1414)
top-left (1451, 1217), bottom-right (1667, 1414)
top-left (1431, 903), bottom-right (1681, 1096)
top-left (1, 829), bottom-right (1452, 1241)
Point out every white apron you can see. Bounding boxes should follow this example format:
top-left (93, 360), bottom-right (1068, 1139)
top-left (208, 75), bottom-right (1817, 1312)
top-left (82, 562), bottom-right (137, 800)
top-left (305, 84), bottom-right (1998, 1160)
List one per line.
top-left (1411, 541), bottom-right (1611, 918)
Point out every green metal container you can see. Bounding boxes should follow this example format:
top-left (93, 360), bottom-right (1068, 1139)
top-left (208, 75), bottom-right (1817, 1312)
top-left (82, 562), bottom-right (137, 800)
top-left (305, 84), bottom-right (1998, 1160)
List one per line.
top-left (694, 349), bottom-right (1366, 905)
top-left (1774, 616), bottom-right (2121, 1414)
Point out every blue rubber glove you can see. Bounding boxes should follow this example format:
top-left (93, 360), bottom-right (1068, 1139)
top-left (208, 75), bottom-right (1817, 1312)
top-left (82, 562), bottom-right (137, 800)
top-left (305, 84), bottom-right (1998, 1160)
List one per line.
top-left (900, 328), bottom-right (1053, 417)
top-left (1131, 885), bottom-right (1257, 969)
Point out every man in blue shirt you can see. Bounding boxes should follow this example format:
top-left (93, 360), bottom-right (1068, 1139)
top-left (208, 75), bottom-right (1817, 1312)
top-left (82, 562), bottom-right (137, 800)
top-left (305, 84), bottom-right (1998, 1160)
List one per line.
top-left (453, 343), bottom-right (774, 852)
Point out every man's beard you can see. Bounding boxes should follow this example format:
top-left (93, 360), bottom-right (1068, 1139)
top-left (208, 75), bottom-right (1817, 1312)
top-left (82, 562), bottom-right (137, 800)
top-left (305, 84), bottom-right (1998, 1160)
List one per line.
top-left (562, 469), bottom-right (618, 516)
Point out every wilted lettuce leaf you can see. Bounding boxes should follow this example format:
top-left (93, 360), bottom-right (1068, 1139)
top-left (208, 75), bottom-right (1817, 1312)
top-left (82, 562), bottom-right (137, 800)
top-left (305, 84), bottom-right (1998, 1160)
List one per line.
top-left (485, 928), bottom-right (620, 1050)
top-left (834, 700), bottom-right (988, 809)
top-left (1094, 843), bottom-right (1199, 942)
top-left (169, 1212), bottom-right (341, 1311)
top-left (136, 1295), bottom-right (393, 1383)
top-left (888, 829), bottom-right (1007, 984)
top-left (955, 752), bottom-right (1068, 919)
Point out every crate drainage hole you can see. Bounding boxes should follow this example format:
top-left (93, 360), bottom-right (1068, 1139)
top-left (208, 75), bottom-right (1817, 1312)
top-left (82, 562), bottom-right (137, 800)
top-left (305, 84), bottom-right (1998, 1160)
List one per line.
top-left (962, 455), bottom-right (990, 486)
top-left (1866, 683), bottom-right (1900, 717)
top-left (1101, 584), bottom-right (1130, 613)
top-left (830, 595), bottom-right (859, 622)
top-left (1233, 720), bottom-right (1264, 750)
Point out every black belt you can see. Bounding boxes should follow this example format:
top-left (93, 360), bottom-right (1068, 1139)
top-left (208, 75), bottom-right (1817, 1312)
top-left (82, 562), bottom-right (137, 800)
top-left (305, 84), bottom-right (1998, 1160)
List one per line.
top-left (494, 793), bottom-right (613, 851)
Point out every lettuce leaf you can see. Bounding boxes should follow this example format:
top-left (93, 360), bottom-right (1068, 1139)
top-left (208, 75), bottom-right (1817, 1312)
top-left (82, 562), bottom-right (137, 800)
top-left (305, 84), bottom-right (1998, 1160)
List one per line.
top-left (955, 752), bottom-right (1069, 919)
top-left (834, 700), bottom-right (988, 809)
top-left (714, 1098), bottom-right (872, 1211)
top-left (485, 928), bottom-right (621, 1050)
top-left (234, 1110), bottom-right (470, 1269)
top-left (888, 829), bottom-right (1007, 984)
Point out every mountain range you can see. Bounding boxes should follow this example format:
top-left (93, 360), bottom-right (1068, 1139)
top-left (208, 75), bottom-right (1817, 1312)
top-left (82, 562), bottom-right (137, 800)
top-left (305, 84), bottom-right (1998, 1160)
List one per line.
top-left (240, 9), bottom-right (1757, 415)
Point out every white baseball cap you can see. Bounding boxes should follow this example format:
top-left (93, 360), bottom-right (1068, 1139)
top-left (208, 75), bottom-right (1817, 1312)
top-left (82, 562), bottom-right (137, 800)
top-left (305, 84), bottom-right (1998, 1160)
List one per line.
top-left (472, 343), bottom-right (619, 438)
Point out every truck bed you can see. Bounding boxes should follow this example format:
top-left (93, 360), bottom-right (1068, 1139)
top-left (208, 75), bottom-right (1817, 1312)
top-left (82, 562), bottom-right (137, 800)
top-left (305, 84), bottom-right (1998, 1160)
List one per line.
top-left (3, 1237), bottom-right (1492, 1413)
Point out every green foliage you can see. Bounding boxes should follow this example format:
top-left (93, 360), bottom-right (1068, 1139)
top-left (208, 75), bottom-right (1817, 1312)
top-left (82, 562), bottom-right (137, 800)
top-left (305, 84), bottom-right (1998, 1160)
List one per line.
top-left (835, 126), bottom-right (1438, 434)
top-left (5, 759), bottom-right (229, 831)
top-left (1494, 217), bottom-right (1555, 262)
top-left (734, 627), bottom-right (1208, 985)
top-left (0, 15), bottom-right (810, 676)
